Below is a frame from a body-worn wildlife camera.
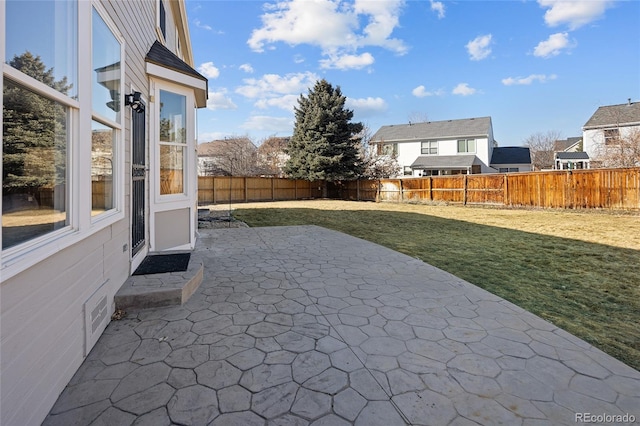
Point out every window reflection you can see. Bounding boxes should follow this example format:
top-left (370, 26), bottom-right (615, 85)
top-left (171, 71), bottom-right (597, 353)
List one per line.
top-left (91, 121), bottom-right (114, 215)
top-left (160, 145), bottom-right (184, 195)
top-left (2, 80), bottom-right (68, 249)
top-left (159, 90), bottom-right (187, 195)
top-left (93, 8), bottom-right (121, 122)
top-left (5, 0), bottom-right (78, 99)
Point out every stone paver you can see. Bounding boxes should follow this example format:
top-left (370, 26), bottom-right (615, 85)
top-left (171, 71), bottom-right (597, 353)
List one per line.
top-left (45, 226), bottom-right (640, 425)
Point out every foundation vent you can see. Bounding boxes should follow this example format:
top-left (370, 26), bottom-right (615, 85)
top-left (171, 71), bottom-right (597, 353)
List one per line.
top-left (84, 282), bottom-right (110, 356)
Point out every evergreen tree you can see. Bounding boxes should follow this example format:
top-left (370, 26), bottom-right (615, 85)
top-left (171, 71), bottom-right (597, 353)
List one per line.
top-left (3, 52), bottom-right (71, 196)
top-left (285, 79), bottom-right (363, 194)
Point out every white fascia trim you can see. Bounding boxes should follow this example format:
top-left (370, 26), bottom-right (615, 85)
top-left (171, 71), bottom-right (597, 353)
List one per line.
top-left (146, 62), bottom-right (207, 107)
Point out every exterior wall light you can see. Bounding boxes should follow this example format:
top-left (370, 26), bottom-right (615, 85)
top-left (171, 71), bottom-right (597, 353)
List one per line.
top-left (125, 91), bottom-right (145, 112)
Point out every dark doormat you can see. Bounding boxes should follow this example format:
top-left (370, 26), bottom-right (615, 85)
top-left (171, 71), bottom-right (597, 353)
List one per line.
top-left (133, 253), bottom-right (191, 275)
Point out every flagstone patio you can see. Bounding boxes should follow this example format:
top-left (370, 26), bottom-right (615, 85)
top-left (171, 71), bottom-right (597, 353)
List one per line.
top-left (44, 226), bottom-right (640, 425)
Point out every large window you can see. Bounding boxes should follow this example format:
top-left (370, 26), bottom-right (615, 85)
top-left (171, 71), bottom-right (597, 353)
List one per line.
top-left (378, 143), bottom-right (397, 156)
top-left (604, 129), bottom-right (619, 146)
top-left (5, 0), bottom-right (78, 99)
top-left (457, 139), bottom-right (476, 153)
top-left (2, 0), bottom-right (77, 250)
top-left (91, 7), bottom-right (121, 216)
top-left (159, 90), bottom-right (186, 195)
top-left (2, 82), bottom-right (69, 249)
top-left (421, 141), bottom-right (438, 155)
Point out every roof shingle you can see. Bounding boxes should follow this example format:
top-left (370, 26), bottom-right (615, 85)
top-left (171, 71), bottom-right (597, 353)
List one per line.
top-left (583, 102), bottom-right (640, 128)
top-left (371, 117), bottom-right (492, 142)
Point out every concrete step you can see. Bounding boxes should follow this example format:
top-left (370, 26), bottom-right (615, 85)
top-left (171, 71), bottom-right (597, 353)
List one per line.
top-left (114, 253), bottom-right (203, 311)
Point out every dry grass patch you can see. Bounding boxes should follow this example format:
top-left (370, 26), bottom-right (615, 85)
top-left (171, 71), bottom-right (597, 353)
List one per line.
top-left (215, 200), bottom-right (640, 371)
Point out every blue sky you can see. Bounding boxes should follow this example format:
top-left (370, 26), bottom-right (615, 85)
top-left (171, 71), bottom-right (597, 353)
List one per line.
top-left (186, 0), bottom-right (640, 146)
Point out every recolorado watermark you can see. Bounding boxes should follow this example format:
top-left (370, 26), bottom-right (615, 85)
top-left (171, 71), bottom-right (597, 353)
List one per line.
top-left (575, 413), bottom-right (636, 423)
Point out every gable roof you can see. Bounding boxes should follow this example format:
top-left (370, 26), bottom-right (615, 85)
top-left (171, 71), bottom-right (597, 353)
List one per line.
top-left (197, 138), bottom-right (257, 157)
top-left (145, 41), bottom-right (208, 107)
top-left (555, 152), bottom-right (589, 160)
top-left (583, 101), bottom-right (640, 129)
top-left (371, 117), bottom-right (492, 142)
top-left (411, 155), bottom-right (479, 169)
top-left (554, 137), bottom-right (582, 152)
top-left (490, 147), bottom-right (531, 165)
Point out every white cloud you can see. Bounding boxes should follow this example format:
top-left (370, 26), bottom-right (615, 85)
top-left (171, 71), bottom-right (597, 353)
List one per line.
top-left (236, 72), bottom-right (319, 99)
top-left (239, 63), bottom-right (254, 73)
top-left (502, 74), bottom-right (558, 86)
top-left (193, 19), bottom-right (212, 31)
top-left (412, 85), bottom-right (443, 98)
top-left (293, 54), bottom-right (305, 64)
top-left (533, 32), bottom-right (574, 58)
top-left (430, 0), bottom-right (445, 19)
top-left (319, 52), bottom-right (375, 70)
top-left (345, 97), bottom-right (387, 117)
top-left (255, 94), bottom-right (300, 111)
top-left (538, 0), bottom-right (613, 30)
top-left (240, 115), bottom-right (293, 132)
top-left (206, 90), bottom-right (237, 111)
top-left (247, 0), bottom-right (406, 70)
top-left (452, 83), bottom-right (477, 96)
top-left (466, 34), bottom-right (492, 61)
top-left (198, 62), bottom-right (220, 79)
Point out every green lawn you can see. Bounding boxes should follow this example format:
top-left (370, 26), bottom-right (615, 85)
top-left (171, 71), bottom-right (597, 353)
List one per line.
top-left (229, 200), bottom-right (640, 371)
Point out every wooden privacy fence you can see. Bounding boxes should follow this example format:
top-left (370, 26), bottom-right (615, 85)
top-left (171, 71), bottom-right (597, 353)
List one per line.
top-left (198, 176), bottom-right (323, 204)
top-left (198, 168), bottom-right (640, 210)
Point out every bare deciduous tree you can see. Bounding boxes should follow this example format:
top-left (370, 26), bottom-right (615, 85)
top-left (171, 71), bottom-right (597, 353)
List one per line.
top-left (407, 111), bottom-right (429, 124)
top-left (593, 128), bottom-right (640, 168)
top-left (524, 130), bottom-right (563, 170)
top-left (257, 136), bottom-right (289, 177)
top-left (197, 136), bottom-right (259, 176)
top-left (357, 125), bottom-right (402, 179)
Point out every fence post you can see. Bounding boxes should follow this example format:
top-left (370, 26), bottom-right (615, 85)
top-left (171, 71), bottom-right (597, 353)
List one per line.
top-left (357, 179), bottom-right (360, 201)
top-left (399, 179), bottom-right (404, 202)
top-left (244, 177), bottom-right (248, 202)
top-left (212, 177), bottom-right (216, 204)
top-left (503, 174), bottom-right (508, 207)
top-left (272, 178), bottom-right (275, 201)
top-left (294, 179), bottom-right (298, 200)
top-left (463, 175), bottom-right (468, 205)
top-left (429, 177), bottom-right (433, 201)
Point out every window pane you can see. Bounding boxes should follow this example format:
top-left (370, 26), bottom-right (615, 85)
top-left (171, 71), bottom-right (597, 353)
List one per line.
top-left (458, 140), bottom-right (465, 152)
top-left (2, 80), bottom-right (68, 249)
top-left (160, 90), bottom-right (186, 144)
top-left (93, 8), bottom-right (121, 122)
top-left (5, 0), bottom-right (78, 99)
top-left (160, 145), bottom-right (184, 195)
top-left (468, 139), bottom-right (475, 152)
top-left (92, 121), bottom-right (114, 215)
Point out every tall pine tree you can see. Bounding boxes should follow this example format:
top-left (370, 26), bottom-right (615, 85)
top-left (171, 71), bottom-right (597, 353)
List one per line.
top-left (285, 79), bottom-right (363, 195)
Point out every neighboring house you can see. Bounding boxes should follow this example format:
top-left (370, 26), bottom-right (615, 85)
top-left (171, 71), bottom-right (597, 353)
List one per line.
top-left (370, 117), bottom-right (497, 177)
top-left (554, 136), bottom-right (583, 153)
top-left (257, 136), bottom-right (290, 177)
top-left (197, 137), bottom-right (259, 176)
top-left (489, 147), bottom-right (533, 172)
top-left (554, 152), bottom-right (591, 170)
top-left (583, 100), bottom-right (640, 165)
top-left (1, 1), bottom-right (207, 425)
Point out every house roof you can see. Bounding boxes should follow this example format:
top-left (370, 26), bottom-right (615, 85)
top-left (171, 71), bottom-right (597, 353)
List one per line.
top-left (555, 152), bottom-right (590, 160)
top-left (490, 147), bottom-right (531, 165)
top-left (554, 137), bottom-right (582, 151)
top-left (145, 41), bottom-right (208, 107)
top-left (371, 117), bottom-right (492, 142)
top-left (583, 101), bottom-right (640, 129)
top-left (197, 138), bottom-right (257, 157)
top-left (411, 155), bottom-right (479, 169)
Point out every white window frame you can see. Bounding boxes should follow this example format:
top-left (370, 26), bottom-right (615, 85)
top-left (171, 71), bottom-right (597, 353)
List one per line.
top-left (157, 0), bottom-right (167, 43)
top-left (421, 140), bottom-right (438, 155)
top-left (457, 138), bottom-right (476, 153)
top-left (1, 0), bottom-right (125, 280)
top-left (91, 3), bottom-right (125, 225)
